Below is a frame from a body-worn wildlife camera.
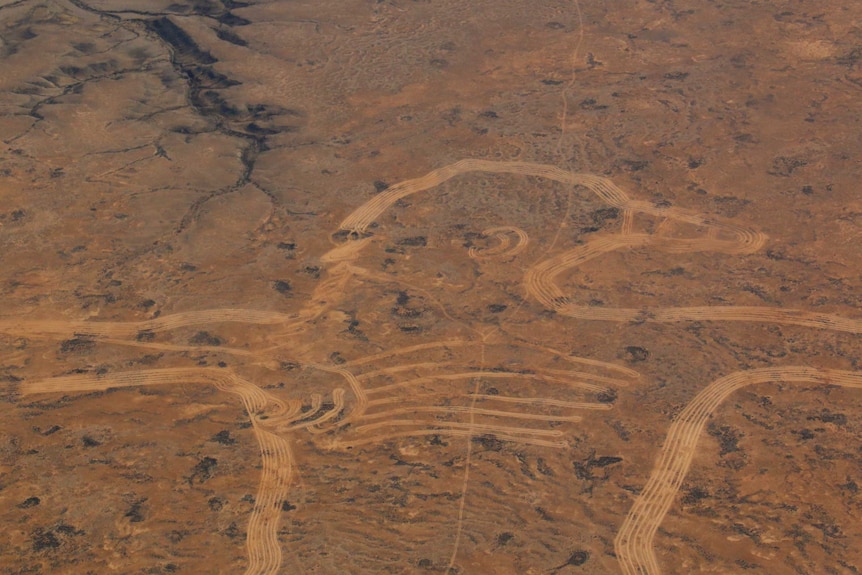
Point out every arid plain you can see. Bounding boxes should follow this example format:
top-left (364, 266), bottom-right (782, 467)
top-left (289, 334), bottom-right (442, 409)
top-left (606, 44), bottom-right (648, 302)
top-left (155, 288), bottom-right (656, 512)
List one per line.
top-left (2, 1), bottom-right (862, 574)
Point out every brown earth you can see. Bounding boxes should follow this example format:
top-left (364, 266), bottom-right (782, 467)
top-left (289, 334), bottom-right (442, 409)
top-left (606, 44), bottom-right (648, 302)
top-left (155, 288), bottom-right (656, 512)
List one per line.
top-left (2, 1), bottom-right (862, 574)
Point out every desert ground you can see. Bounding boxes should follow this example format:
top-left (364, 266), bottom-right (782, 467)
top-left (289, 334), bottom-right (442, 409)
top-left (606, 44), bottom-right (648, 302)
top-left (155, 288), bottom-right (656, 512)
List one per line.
top-left (2, 1), bottom-right (862, 574)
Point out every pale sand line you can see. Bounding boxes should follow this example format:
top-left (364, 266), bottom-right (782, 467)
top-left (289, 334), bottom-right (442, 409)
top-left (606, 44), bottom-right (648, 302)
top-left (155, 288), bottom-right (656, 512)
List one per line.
top-left (330, 428), bottom-right (569, 450)
top-left (355, 404), bottom-right (595, 422)
top-left (0, 309), bottom-right (300, 338)
top-left (364, 370), bottom-right (611, 395)
top-left (349, 418), bottom-right (566, 439)
top-left (468, 226), bottom-right (530, 260)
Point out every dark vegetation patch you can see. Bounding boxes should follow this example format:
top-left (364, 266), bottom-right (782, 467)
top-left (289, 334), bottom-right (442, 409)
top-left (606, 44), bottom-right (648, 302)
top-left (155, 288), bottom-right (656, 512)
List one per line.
top-left (31, 524), bottom-right (84, 552)
top-left (472, 434), bottom-right (504, 451)
top-left (273, 280), bottom-right (292, 294)
top-left (574, 453), bottom-right (623, 480)
top-left (223, 522), bottom-right (241, 539)
top-left (807, 409), bottom-right (847, 426)
top-left (59, 337), bottom-right (96, 354)
top-left (664, 71), bottom-right (689, 80)
top-left (188, 456), bottom-right (218, 484)
top-left (591, 207), bottom-right (619, 226)
top-left (579, 98), bottom-right (608, 110)
top-left (300, 266), bottom-right (320, 279)
top-left (124, 498), bottom-right (147, 523)
top-left (32, 529), bottom-right (60, 551)
top-left (81, 435), bottom-right (101, 447)
top-left (562, 550), bottom-right (589, 567)
top-left (711, 195), bottom-right (751, 217)
top-left (18, 496), bottom-right (41, 509)
top-left (591, 456), bottom-right (623, 467)
top-left (136, 330), bottom-right (155, 342)
top-left (373, 180), bottom-right (389, 192)
top-left (681, 485), bottom-right (710, 505)
top-left (707, 423), bottom-right (742, 455)
top-left (496, 532), bottom-right (514, 546)
top-left (621, 159), bottom-right (649, 172)
top-left (624, 346), bottom-right (649, 362)
top-left (768, 156), bottom-right (808, 177)
top-left (395, 236), bottom-right (427, 247)
top-left (210, 430), bottom-right (235, 445)
top-left (189, 331), bottom-right (222, 345)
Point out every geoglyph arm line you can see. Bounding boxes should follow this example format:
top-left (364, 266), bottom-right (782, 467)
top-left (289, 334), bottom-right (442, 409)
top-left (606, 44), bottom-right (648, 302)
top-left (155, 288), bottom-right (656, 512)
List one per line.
top-left (365, 394), bottom-right (611, 411)
top-left (351, 342), bottom-right (640, 383)
top-left (467, 393), bottom-right (613, 410)
top-left (355, 405), bottom-right (592, 423)
top-left (333, 430), bottom-right (568, 450)
top-left (512, 340), bottom-right (642, 379)
top-left (0, 309), bottom-right (301, 339)
top-left (525, 235), bottom-right (862, 332)
top-left (363, 371), bottom-right (611, 395)
top-left (19, 368), bottom-right (298, 420)
top-left (536, 367), bottom-right (633, 387)
top-left (354, 361), bottom-right (458, 380)
top-left (650, 306), bottom-right (862, 332)
top-left (350, 419), bottom-right (565, 439)
top-left (331, 427), bottom-right (569, 450)
top-left (96, 337), bottom-right (258, 358)
top-left (550, 302), bottom-right (862, 333)
top-left (343, 340), bottom-right (474, 367)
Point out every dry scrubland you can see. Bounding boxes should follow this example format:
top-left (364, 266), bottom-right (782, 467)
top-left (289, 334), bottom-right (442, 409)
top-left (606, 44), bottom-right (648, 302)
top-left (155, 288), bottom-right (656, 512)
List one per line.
top-left (2, 1), bottom-right (862, 574)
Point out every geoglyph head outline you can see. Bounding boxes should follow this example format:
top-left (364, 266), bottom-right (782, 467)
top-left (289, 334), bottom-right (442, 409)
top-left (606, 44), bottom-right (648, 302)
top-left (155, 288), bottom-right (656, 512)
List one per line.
top-left (318, 158), bottom-right (767, 325)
